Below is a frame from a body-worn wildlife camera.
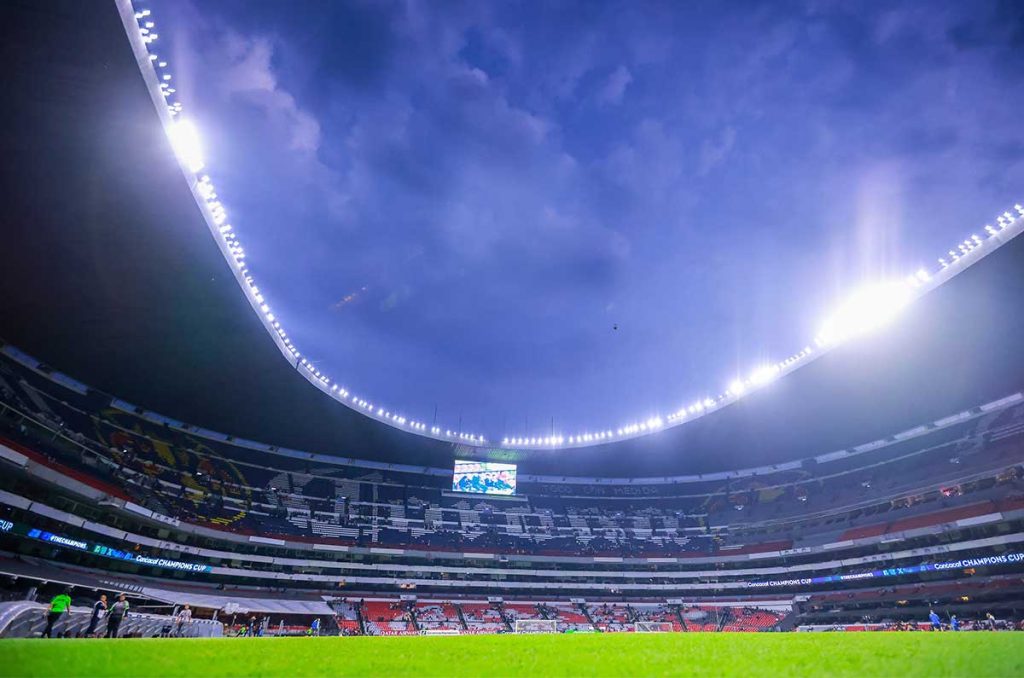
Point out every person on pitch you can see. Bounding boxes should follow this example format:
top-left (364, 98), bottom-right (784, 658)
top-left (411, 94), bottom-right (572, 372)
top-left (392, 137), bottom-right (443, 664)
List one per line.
top-left (175, 604), bottom-right (193, 637)
top-left (85, 594), bottom-right (108, 637)
top-left (42, 588), bottom-right (73, 638)
top-left (106, 593), bottom-right (130, 638)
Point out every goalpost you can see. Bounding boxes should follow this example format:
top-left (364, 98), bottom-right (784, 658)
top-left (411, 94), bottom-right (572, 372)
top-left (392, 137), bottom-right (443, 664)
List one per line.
top-left (514, 619), bottom-right (558, 634)
top-left (634, 621), bottom-right (674, 633)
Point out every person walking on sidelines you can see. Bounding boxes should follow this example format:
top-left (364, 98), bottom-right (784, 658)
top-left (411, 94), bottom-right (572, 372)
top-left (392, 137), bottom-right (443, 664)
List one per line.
top-left (174, 604), bottom-right (192, 637)
top-left (41, 588), bottom-right (72, 638)
top-left (105, 593), bottom-right (130, 638)
top-left (85, 594), bottom-right (108, 636)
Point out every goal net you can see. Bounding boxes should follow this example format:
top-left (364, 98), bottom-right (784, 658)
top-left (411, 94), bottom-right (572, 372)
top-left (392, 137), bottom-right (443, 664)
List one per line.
top-left (514, 619), bottom-right (558, 634)
top-left (635, 622), bottom-right (674, 633)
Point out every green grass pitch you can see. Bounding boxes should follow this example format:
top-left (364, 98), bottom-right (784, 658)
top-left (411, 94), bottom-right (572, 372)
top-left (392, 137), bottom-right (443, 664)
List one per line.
top-left (0, 633), bottom-right (1021, 677)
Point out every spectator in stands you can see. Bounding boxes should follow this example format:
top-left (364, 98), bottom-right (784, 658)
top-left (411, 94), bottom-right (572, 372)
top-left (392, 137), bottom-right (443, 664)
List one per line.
top-left (105, 594), bottom-right (130, 638)
top-left (85, 594), bottom-right (107, 636)
top-left (174, 604), bottom-right (192, 637)
top-left (41, 587), bottom-right (72, 638)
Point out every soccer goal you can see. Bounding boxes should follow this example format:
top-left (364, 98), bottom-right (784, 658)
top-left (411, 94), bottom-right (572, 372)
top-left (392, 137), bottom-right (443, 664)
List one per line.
top-left (634, 621), bottom-right (674, 633)
top-left (514, 619), bottom-right (558, 634)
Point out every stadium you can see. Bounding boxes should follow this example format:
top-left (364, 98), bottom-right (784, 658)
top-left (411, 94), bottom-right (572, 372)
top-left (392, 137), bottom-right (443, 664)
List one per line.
top-left (1, 1), bottom-right (1024, 676)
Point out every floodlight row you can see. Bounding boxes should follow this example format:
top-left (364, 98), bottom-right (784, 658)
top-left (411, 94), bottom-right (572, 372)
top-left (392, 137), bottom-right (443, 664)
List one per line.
top-left (130, 5), bottom-right (487, 446)
top-left (129, 4), bottom-right (1023, 451)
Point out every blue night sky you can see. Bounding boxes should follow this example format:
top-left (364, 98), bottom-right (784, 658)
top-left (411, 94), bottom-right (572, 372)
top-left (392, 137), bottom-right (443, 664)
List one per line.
top-left (157, 0), bottom-right (1024, 440)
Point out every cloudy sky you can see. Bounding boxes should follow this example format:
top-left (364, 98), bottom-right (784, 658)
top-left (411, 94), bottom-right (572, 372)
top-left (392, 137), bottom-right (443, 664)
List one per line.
top-left (157, 0), bottom-right (1024, 440)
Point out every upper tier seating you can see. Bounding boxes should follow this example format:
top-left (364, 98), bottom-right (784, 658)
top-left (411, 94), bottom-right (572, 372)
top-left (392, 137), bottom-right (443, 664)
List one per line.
top-left (1, 347), bottom-right (1022, 562)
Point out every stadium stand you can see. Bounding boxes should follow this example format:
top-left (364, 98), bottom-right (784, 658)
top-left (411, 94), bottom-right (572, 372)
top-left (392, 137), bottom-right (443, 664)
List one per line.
top-left (544, 603), bottom-right (594, 632)
top-left (360, 601), bottom-right (415, 636)
top-left (0, 343), bottom-right (1022, 635)
top-left (631, 604), bottom-right (683, 632)
top-left (414, 602), bottom-right (462, 632)
top-left (721, 607), bottom-right (785, 632)
top-left (459, 603), bottom-right (508, 634)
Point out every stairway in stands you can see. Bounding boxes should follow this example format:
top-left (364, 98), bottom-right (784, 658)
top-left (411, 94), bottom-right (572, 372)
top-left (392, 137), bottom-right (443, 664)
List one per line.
top-left (579, 603), bottom-right (597, 628)
top-left (454, 604), bottom-right (469, 631)
top-left (674, 607), bottom-right (689, 631)
top-left (356, 603), bottom-right (366, 635)
top-left (408, 604), bottom-right (420, 633)
top-left (208, 508), bottom-right (247, 528)
top-left (498, 604), bottom-right (514, 632)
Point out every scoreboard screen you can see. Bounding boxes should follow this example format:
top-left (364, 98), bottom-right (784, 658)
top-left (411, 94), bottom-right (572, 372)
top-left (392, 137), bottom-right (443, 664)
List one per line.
top-left (452, 460), bottom-right (517, 495)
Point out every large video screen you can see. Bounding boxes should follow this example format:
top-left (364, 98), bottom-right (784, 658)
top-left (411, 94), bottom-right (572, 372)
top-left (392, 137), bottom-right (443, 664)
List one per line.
top-left (452, 460), bottom-right (517, 495)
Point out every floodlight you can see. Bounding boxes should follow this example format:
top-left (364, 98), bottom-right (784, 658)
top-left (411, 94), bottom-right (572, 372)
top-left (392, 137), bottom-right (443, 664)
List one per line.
top-left (815, 280), bottom-right (913, 346)
top-left (168, 119), bottom-right (204, 173)
top-left (749, 365), bottom-right (779, 386)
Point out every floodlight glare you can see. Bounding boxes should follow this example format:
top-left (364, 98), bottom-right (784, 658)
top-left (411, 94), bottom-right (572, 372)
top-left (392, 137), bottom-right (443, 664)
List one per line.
top-left (749, 365), bottom-right (780, 386)
top-left (815, 281), bottom-right (913, 346)
top-left (168, 119), bottom-right (205, 173)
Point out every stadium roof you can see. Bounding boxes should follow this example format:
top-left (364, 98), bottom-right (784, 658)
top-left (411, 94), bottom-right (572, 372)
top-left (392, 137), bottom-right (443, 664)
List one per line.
top-left (2, 2), bottom-right (1023, 477)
